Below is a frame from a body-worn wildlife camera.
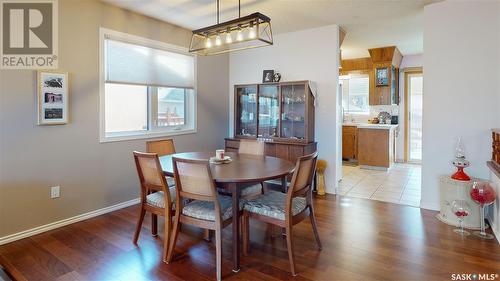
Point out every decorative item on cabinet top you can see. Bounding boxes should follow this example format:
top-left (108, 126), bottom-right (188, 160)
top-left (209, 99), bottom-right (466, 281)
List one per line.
top-left (273, 72), bottom-right (281, 82)
top-left (234, 80), bottom-right (315, 144)
top-left (262, 70), bottom-right (274, 83)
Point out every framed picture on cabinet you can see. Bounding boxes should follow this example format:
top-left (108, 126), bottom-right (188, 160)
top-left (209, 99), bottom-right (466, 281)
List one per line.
top-left (375, 67), bottom-right (389, 86)
top-left (262, 70), bottom-right (274, 83)
top-left (37, 71), bottom-right (69, 125)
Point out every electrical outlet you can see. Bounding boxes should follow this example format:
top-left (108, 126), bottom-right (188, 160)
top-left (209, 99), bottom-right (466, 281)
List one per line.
top-left (50, 186), bottom-right (60, 198)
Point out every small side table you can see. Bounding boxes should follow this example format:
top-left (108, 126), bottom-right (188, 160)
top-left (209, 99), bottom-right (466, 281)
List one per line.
top-left (436, 176), bottom-right (484, 229)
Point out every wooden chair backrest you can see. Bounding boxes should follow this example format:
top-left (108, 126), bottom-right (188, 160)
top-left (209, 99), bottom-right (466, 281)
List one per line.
top-left (238, 139), bottom-right (265, 155)
top-left (146, 139), bottom-right (176, 157)
top-left (286, 152), bottom-right (318, 211)
top-left (133, 151), bottom-right (171, 205)
top-left (172, 157), bottom-right (218, 203)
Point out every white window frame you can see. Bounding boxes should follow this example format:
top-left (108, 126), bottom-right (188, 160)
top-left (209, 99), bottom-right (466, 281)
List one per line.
top-left (99, 28), bottom-right (197, 143)
top-left (340, 74), bottom-right (370, 115)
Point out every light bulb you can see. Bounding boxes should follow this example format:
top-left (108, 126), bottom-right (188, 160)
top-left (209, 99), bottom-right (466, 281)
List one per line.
top-left (205, 37), bottom-right (212, 48)
top-left (236, 29), bottom-right (243, 41)
top-left (248, 25), bottom-right (256, 39)
top-left (215, 35), bottom-right (222, 46)
top-left (225, 32), bottom-right (232, 44)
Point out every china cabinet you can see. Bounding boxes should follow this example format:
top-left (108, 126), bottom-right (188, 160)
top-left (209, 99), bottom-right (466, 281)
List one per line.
top-left (228, 80), bottom-right (316, 164)
top-left (233, 81), bottom-right (314, 143)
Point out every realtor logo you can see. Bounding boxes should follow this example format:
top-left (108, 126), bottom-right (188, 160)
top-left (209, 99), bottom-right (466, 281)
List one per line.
top-left (1, 0), bottom-right (58, 69)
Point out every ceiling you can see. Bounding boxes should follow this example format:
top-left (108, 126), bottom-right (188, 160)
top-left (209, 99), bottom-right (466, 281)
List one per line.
top-left (103, 0), bottom-right (438, 59)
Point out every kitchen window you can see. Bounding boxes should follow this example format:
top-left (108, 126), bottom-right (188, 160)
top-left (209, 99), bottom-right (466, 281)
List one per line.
top-left (99, 28), bottom-right (196, 142)
top-left (340, 74), bottom-right (369, 114)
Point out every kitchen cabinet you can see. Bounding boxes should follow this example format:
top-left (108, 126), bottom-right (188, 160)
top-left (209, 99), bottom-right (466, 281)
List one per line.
top-left (342, 125), bottom-right (357, 160)
top-left (368, 46), bottom-right (402, 106)
top-left (370, 64), bottom-right (399, 105)
top-left (357, 126), bottom-right (396, 170)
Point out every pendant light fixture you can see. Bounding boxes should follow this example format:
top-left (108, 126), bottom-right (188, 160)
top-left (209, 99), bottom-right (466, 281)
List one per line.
top-left (189, 0), bottom-right (273, 55)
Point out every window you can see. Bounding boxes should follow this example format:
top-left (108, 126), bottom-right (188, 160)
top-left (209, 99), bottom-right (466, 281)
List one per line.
top-left (99, 28), bottom-right (196, 142)
top-left (340, 74), bottom-right (369, 114)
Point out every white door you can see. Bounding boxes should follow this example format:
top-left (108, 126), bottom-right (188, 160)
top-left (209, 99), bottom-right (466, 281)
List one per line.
top-left (408, 73), bottom-right (423, 162)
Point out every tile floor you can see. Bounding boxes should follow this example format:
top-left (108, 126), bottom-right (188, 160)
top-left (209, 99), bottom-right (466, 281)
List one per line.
top-left (339, 163), bottom-right (421, 207)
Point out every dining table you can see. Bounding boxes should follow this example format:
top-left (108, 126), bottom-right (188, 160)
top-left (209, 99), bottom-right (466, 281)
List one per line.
top-left (159, 151), bottom-right (295, 273)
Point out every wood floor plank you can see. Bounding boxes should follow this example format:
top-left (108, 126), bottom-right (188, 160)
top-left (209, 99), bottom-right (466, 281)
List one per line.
top-left (1, 194), bottom-right (499, 281)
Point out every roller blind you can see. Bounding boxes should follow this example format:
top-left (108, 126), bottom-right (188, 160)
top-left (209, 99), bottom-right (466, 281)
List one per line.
top-left (349, 77), bottom-right (369, 96)
top-left (105, 39), bottom-right (195, 89)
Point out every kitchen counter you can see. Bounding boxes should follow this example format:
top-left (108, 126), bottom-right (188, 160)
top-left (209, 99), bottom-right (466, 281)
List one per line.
top-left (344, 123), bottom-right (398, 130)
top-left (357, 124), bottom-right (398, 130)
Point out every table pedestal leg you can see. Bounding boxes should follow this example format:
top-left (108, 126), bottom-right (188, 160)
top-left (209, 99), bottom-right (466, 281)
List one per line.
top-left (281, 176), bottom-right (287, 193)
top-left (281, 176), bottom-right (287, 236)
top-left (230, 183), bottom-right (241, 273)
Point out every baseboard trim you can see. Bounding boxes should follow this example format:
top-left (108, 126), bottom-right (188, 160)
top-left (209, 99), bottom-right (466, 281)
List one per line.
top-left (0, 198), bottom-right (140, 245)
top-left (419, 201), bottom-right (440, 211)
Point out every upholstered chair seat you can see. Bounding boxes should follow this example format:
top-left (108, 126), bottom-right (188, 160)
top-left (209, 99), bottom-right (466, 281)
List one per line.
top-left (146, 187), bottom-right (176, 209)
top-left (182, 195), bottom-right (242, 221)
top-left (243, 191), bottom-right (307, 220)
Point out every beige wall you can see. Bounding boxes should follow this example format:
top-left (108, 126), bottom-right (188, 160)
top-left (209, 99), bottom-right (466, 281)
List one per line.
top-left (0, 0), bottom-right (229, 237)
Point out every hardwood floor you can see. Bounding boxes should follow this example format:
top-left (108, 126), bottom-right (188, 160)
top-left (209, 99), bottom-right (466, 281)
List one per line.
top-left (1, 195), bottom-right (499, 281)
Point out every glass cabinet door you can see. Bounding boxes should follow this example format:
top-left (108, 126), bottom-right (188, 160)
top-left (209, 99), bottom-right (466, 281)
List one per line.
top-left (258, 84), bottom-right (280, 138)
top-left (235, 86), bottom-right (257, 137)
top-left (281, 84), bottom-right (306, 140)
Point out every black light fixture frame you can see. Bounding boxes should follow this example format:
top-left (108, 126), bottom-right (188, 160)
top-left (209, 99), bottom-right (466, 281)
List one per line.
top-left (189, 0), bottom-right (273, 55)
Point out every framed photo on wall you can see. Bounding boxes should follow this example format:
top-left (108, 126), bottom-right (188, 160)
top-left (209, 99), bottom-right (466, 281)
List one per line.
top-left (375, 67), bottom-right (389, 86)
top-left (37, 71), bottom-right (69, 125)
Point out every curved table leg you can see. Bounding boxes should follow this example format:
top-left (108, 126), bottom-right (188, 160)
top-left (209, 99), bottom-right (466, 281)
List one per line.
top-left (230, 183), bottom-right (241, 273)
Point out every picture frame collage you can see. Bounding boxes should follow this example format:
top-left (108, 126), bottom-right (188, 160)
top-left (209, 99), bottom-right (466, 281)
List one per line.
top-left (37, 71), bottom-right (68, 125)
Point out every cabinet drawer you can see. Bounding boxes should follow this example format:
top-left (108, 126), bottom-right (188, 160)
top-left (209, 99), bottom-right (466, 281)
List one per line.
top-left (342, 126), bottom-right (357, 134)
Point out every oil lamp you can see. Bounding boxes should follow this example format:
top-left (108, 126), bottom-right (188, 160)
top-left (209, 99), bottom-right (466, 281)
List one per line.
top-left (451, 137), bottom-right (470, 181)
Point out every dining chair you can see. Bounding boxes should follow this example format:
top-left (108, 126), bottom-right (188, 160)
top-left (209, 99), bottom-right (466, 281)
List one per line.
top-left (238, 139), bottom-right (265, 155)
top-left (146, 139), bottom-right (176, 235)
top-left (241, 152), bottom-right (322, 276)
top-left (166, 157), bottom-right (238, 281)
top-left (146, 138), bottom-right (176, 156)
top-left (221, 139), bottom-right (265, 198)
top-left (133, 151), bottom-right (176, 263)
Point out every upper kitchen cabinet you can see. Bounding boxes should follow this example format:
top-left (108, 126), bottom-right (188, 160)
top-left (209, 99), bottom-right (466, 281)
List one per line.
top-left (368, 46), bottom-right (402, 105)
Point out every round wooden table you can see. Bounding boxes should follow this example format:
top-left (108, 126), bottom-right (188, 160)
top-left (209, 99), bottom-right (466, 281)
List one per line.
top-left (159, 152), bottom-right (295, 272)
